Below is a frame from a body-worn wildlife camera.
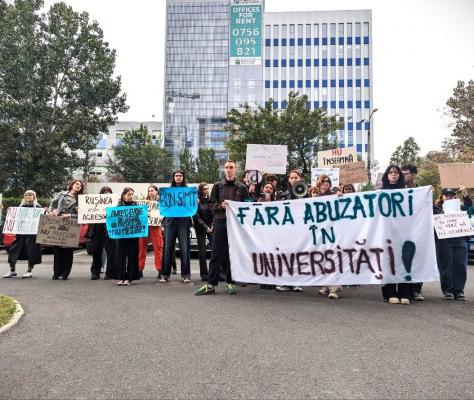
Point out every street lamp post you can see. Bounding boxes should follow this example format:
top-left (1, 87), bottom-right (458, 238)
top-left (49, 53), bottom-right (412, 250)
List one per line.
top-left (366, 108), bottom-right (378, 183)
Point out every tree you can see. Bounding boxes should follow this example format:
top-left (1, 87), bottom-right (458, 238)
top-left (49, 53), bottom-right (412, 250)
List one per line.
top-left (195, 148), bottom-right (220, 183)
top-left (446, 80), bottom-right (474, 151)
top-left (0, 0), bottom-right (128, 196)
top-left (389, 136), bottom-right (421, 166)
top-left (106, 126), bottom-right (173, 182)
top-left (226, 92), bottom-right (341, 179)
top-left (179, 148), bottom-right (196, 182)
top-left (417, 150), bottom-right (453, 199)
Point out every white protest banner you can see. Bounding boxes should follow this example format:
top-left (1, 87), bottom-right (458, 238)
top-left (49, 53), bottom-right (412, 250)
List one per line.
top-left (2, 207), bottom-right (45, 235)
top-left (317, 147), bottom-right (357, 167)
top-left (136, 200), bottom-right (162, 226)
top-left (311, 167), bottom-right (339, 187)
top-left (245, 144), bottom-right (288, 174)
top-left (227, 186), bottom-right (439, 286)
top-left (78, 194), bottom-right (120, 224)
top-left (433, 212), bottom-right (474, 239)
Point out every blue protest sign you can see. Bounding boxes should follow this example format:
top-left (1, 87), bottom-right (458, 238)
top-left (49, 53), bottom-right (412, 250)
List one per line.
top-left (106, 205), bottom-right (148, 239)
top-left (159, 187), bottom-right (198, 218)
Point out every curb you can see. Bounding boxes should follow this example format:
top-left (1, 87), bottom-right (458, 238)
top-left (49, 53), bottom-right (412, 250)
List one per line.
top-left (0, 299), bottom-right (24, 334)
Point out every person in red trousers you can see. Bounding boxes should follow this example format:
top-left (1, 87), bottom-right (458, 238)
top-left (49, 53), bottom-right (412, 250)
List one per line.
top-left (138, 185), bottom-right (163, 278)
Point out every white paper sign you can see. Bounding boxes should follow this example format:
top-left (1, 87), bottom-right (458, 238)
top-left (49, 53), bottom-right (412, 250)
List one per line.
top-left (245, 144), bottom-right (288, 174)
top-left (442, 199), bottom-right (460, 214)
top-left (311, 167), bottom-right (340, 187)
top-left (136, 200), bottom-right (162, 227)
top-left (433, 212), bottom-right (474, 239)
top-left (78, 194), bottom-right (120, 224)
top-left (227, 187), bottom-right (439, 286)
top-left (2, 207), bottom-right (45, 235)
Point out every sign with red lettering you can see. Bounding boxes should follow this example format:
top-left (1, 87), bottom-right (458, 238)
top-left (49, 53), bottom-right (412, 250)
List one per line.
top-left (317, 147), bottom-right (358, 167)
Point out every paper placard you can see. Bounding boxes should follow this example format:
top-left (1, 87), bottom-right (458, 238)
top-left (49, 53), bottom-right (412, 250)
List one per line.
top-left (2, 207), bottom-right (45, 235)
top-left (336, 161), bottom-right (368, 185)
top-left (442, 199), bottom-right (460, 214)
top-left (36, 215), bottom-right (81, 247)
top-left (136, 200), bottom-right (162, 226)
top-left (311, 167), bottom-right (340, 187)
top-left (78, 194), bottom-right (120, 224)
top-left (245, 144), bottom-right (288, 174)
top-left (159, 187), bottom-right (198, 218)
top-left (438, 163), bottom-right (474, 188)
top-left (106, 205), bottom-right (148, 239)
top-left (317, 147), bottom-right (357, 167)
top-left (433, 212), bottom-right (474, 239)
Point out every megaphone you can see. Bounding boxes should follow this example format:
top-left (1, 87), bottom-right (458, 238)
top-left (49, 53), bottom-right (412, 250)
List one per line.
top-left (247, 170), bottom-right (263, 186)
top-left (292, 180), bottom-right (308, 198)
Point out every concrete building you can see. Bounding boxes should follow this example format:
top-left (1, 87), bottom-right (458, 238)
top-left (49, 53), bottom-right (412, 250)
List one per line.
top-left (89, 121), bottom-right (162, 180)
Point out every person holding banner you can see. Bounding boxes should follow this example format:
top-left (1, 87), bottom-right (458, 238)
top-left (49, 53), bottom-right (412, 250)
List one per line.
top-left (113, 187), bottom-right (140, 286)
top-left (193, 183), bottom-right (213, 281)
top-left (312, 175), bottom-right (343, 299)
top-left (275, 170), bottom-right (306, 293)
top-left (3, 190), bottom-right (43, 279)
top-left (195, 160), bottom-right (249, 295)
top-left (138, 185), bottom-right (163, 278)
top-left (433, 187), bottom-right (472, 301)
top-left (89, 186), bottom-right (116, 280)
top-left (159, 170), bottom-right (192, 283)
top-left (379, 165), bottom-right (413, 305)
top-left (49, 179), bottom-right (84, 280)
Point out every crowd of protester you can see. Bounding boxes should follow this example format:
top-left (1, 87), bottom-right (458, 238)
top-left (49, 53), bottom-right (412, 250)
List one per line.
top-left (2, 161), bottom-right (472, 303)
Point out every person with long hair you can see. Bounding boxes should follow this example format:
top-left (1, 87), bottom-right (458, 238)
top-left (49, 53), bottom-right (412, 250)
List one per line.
top-left (193, 182), bottom-right (213, 281)
top-left (89, 186), bottom-right (116, 280)
top-left (434, 186), bottom-right (472, 301)
top-left (113, 187), bottom-right (140, 286)
top-left (49, 179), bottom-right (84, 280)
top-left (3, 190), bottom-right (43, 279)
top-left (275, 170), bottom-right (305, 293)
top-left (312, 175), bottom-right (343, 299)
top-left (138, 185), bottom-right (163, 279)
top-left (379, 165), bottom-right (413, 304)
top-left (257, 182), bottom-right (276, 202)
top-left (159, 170), bottom-right (192, 283)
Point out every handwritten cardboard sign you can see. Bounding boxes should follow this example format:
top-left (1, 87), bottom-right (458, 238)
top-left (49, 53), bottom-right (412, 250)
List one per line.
top-left (36, 215), bottom-right (81, 247)
top-left (433, 212), bottom-right (474, 239)
top-left (317, 147), bottom-right (357, 167)
top-left (245, 144), bottom-right (288, 174)
top-left (106, 205), bottom-right (148, 239)
top-left (311, 167), bottom-right (340, 187)
top-left (136, 200), bottom-right (162, 227)
top-left (2, 207), bottom-right (45, 235)
top-left (159, 187), bottom-right (198, 218)
top-left (78, 194), bottom-right (120, 224)
top-left (438, 163), bottom-right (474, 188)
top-left (336, 161), bottom-right (368, 185)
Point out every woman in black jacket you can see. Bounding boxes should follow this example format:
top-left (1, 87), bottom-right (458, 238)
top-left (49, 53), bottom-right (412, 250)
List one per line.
top-left (433, 186), bottom-right (472, 300)
top-left (113, 187), bottom-right (140, 286)
top-left (89, 186), bottom-right (116, 280)
top-left (193, 182), bottom-right (213, 281)
top-left (3, 190), bottom-right (43, 279)
top-left (380, 165), bottom-right (413, 304)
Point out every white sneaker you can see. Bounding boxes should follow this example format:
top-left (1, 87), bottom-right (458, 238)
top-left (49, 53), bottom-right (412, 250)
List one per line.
top-left (388, 297), bottom-right (400, 304)
top-left (275, 286), bottom-right (291, 292)
top-left (293, 286), bottom-right (303, 292)
top-left (3, 271), bottom-right (17, 278)
top-left (318, 287), bottom-right (329, 295)
top-left (22, 271), bottom-right (33, 278)
top-left (182, 278), bottom-right (191, 283)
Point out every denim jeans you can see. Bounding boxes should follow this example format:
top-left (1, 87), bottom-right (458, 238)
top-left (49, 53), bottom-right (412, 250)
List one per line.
top-left (162, 218), bottom-right (191, 278)
top-left (436, 239), bottom-right (468, 296)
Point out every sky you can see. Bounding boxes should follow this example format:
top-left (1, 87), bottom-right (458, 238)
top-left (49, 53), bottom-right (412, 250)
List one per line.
top-left (40, 0), bottom-right (474, 167)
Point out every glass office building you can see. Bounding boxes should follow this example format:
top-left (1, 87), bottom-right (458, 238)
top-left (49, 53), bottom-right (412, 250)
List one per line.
top-left (164, 1), bottom-right (372, 165)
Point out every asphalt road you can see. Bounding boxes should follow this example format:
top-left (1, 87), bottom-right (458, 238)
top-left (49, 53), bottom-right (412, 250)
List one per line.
top-left (0, 249), bottom-right (473, 400)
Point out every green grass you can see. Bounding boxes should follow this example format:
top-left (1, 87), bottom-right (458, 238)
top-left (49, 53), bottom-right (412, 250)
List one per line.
top-left (0, 295), bottom-right (17, 328)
